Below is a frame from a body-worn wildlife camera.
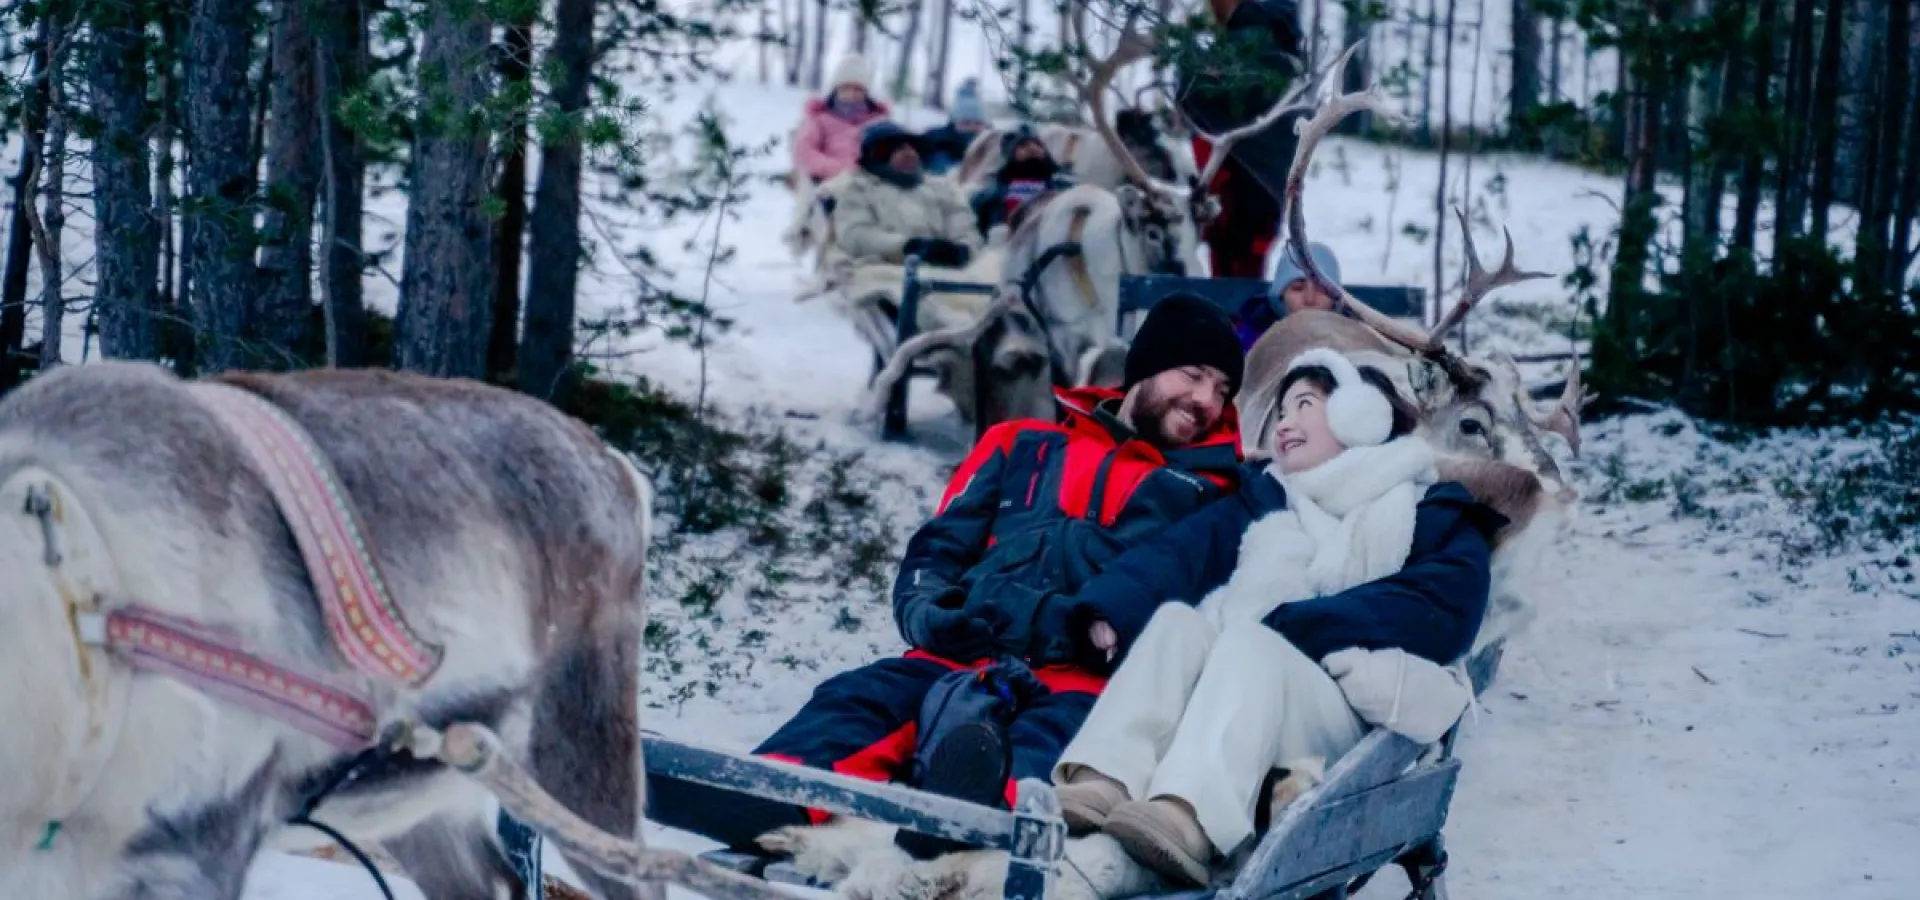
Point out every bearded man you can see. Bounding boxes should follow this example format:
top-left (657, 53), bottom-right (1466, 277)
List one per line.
top-left (648, 295), bottom-right (1248, 862)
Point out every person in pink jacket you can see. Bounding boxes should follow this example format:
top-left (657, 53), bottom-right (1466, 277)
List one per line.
top-left (794, 53), bottom-right (891, 185)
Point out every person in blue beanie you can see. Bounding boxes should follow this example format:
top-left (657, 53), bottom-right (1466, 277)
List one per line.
top-left (1232, 240), bottom-right (1348, 350)
top-left (923, 78), bottom-right (991, 175)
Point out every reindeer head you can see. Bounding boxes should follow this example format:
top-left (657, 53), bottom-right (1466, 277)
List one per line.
top-left (1113, 183), bottom-right (1200, 276)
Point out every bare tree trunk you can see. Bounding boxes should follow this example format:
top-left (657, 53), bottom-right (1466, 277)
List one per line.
top-left (808, 0), bottom-right (827, 89)
top-left (786, 0), bottom-right (805, 86)
top-left (316, 0), bottom-right (368, 367)
top-left (184, 0), bottom-right (262, 373)
top-left (927, 0), bottom-right (953, 107)
top-left (396, 0), bottom-right (495, 378)
top-left (1896, 1), bottom-right (1920, 285)
top-left (1511, 0), bottom-right (1542, 133)
top-left (1777, 0), bottom-right (1817, 239)
top-left (157, 0), bottom-right (188, 374)
top-left (489, 7), bottom-right (537, 381)
top-left (1421, 0), bottom-right (1439, 140)
top-left (1548, 13), bottom-right (1564, 102)
top-left (518, 0), bottom-right (595, 402)
top-left (255, 0), bottom-right (322, 367)
top-left (1610, 10), bottom-right (1666, 342)
top-left (1015, 0), bottom-right (1032, 103)
top-left (1, 19), bottom-right (50, 391)
top-left (1339, 0), bottom-right (1375, 134)
top-left (1734, 0), bottom-right (1779, 255)
top-left (893, 0), bottom-right (924, 99)
top-left (852, 8), bottom-right (869, 54)
top-left (1861, 0), bottom-right (1909, 290)
top-left (1312, 0), bottom-right (1326, 65)
top-left (1433, 0), bottom-right (1458, 326)
top-left (1605, 35), bottom-right (1628, 156)
top-left (32, 11), bottom-right (70, 369)
top-left (1683, 0), bottom-right (1733, 258)
top-left (1807, 0), bottom-right (1846, 241)
top-left (759, 4), bottom-right (772, 83)
top-left (87, 0), bottom-right (161, 361)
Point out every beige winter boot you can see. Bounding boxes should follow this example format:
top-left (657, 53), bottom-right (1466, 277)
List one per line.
top-left (1103, 797), bottom-right (1214, 887)
top-left (1055, 768), bottom-right (1131, 835)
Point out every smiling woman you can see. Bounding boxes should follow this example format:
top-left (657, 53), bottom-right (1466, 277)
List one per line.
top-left (1270, 357), bottom-right (1422, 471)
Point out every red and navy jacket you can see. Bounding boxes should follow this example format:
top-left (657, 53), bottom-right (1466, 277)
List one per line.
top-left (891, 386), bottom-right (1244, 666)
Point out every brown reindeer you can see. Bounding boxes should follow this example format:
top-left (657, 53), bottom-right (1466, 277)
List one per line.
top-left (0, 362), bottom-right (777, 900)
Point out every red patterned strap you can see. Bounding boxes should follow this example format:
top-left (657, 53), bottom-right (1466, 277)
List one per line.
top-left (80, 605), bottom-right (379, 751)
top-left (189, 383), bottom-right (444, 687)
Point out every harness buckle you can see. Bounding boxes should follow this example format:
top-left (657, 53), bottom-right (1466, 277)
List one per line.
top-left (71, 610), bottom-right (108, 647)
top-left (23, 484), bottom-right (62, 567)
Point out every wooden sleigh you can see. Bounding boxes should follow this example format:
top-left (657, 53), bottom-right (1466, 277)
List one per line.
top-left (656, 637), bottom-right (1504, 900)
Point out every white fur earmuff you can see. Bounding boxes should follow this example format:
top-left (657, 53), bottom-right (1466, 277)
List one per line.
top-left (1287, 348), bottom-right (1395, 448)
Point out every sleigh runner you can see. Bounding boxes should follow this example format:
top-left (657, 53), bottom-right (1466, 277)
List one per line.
top-left (667, 637), bottom-right (1503, 900)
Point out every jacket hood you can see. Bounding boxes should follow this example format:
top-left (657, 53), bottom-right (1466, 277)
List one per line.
top-left (1053, 385), bottom-right (1243, 471)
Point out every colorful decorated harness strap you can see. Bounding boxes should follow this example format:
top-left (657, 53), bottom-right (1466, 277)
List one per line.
top-left (189, 383), bottom-right (444, 687)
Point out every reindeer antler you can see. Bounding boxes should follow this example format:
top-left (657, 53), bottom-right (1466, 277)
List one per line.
top-left (1527, 357), bottom-right (1590, 458)
top-left (1065, 2), bottom-right (1180, 197)
top-left (1188, 42), bottom-right (1351, 190)
top-left (1275, 43), bottom-right (1424, 347)
top-left (1276, 44), bottom-right (1558, 393)
top-left (1428, 205), bottom-right (1554, 344)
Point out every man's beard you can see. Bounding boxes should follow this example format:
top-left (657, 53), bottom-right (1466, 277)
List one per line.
top-left (1130, 381), bottom-right (1214, 448)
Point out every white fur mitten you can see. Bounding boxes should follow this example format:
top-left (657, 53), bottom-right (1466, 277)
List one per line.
top-left (1322, 647), bottom-right (1472, 744)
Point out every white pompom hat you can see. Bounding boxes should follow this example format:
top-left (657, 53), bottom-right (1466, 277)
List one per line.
top-left (1283, 347), bottom-right (1397, 448)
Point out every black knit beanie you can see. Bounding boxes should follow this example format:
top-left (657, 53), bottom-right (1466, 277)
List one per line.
top-left (1123, 293), bottom-right (1245, 396)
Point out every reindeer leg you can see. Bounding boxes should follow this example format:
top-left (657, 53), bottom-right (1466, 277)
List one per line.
top-left (527, 583), bottom-right (654, 900)
top-left (383, 809), bottom-right (530, 900)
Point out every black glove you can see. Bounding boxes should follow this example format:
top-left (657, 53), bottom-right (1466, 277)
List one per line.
top-left (1028, 595), bottom-right (1117, 673)
top-left (909, 601), bottom-right (1008, 663)
top-left (902, 237), bottom-right (972, 269)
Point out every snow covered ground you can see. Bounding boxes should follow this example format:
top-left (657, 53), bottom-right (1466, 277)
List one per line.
top-left (217, 77), bottom-right (1920, 900)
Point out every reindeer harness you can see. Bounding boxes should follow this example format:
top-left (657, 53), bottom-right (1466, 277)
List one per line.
top-left (25, 384), bottom-right (443, 765)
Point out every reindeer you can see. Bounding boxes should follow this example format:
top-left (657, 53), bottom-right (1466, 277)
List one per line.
top-left (754, 38), bottom-right (1590, 900)
top-left (0, 362), bottom-right (783, 900)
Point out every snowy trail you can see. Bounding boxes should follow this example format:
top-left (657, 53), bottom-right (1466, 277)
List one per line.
top-left (1366, 498), bottom-right (1920, 898)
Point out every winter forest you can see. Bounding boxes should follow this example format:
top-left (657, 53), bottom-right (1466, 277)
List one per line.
top-left (1, 0), bottom-right (1917, 897)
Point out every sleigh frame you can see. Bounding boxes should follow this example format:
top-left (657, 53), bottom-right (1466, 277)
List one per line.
top-left (649, 637), bottom-right (1502, 900)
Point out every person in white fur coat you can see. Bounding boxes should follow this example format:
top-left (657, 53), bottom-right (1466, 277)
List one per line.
top-left (1043, 347), bottom-right (1505, 887)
